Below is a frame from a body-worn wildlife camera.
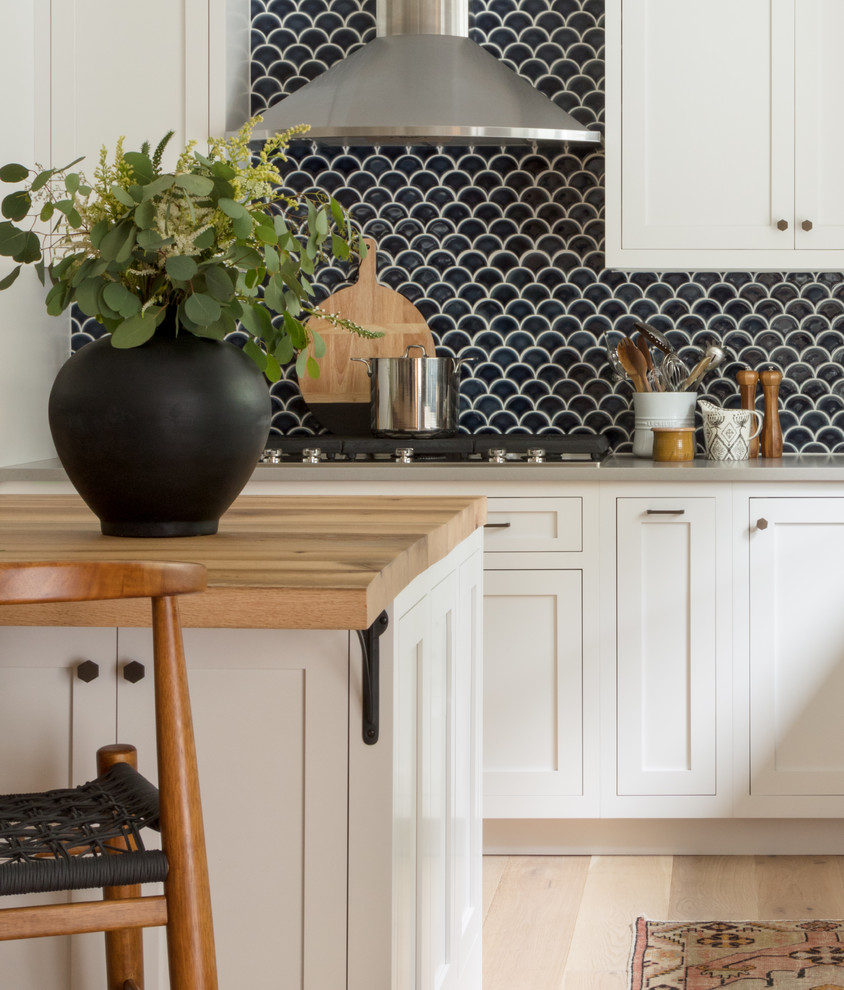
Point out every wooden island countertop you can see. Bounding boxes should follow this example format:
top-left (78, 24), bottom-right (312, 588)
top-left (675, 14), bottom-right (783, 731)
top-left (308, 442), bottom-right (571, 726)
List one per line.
top-left (0, 494), bottom-right (486, 629)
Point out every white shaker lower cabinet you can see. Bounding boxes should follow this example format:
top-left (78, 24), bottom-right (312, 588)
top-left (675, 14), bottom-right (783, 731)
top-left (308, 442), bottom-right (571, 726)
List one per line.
top-left (610, 496), bottom-right (727, 816)
top-left (745, 497), bottom-right (844, 815)
top-left (480, 495), bottom-right (599, 818)
top-left (0, 532), bottom-right (483, 990)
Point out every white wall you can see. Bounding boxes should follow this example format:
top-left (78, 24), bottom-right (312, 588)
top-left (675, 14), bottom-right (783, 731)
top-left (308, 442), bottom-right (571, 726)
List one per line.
top-left (0, 1), bottom-right (68, 466)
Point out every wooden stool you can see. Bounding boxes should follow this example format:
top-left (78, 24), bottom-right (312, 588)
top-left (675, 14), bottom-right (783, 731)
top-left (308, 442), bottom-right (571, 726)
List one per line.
top-left (0, 560), bottom-right (217, 990)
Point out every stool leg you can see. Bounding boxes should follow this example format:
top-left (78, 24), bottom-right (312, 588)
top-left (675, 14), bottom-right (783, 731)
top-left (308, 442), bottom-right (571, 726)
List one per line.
top-left (97, 745), bottom-right (146, 990)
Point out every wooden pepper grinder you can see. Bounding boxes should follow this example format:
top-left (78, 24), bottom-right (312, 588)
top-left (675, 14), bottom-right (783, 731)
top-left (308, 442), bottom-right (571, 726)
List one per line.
top-left (760, 367), bottom-right (783, 458)
top-left (736, 369), bottom-right (760, 458)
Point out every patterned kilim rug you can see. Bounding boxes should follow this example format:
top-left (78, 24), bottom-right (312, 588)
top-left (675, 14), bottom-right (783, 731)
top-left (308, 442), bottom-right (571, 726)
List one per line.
top-left (630, 917), bottom-right (844, 990)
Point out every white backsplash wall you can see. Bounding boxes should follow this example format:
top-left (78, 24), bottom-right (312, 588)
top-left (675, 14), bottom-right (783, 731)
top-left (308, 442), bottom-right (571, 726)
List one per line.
top-left (70, 0), bottom-right (844, 452)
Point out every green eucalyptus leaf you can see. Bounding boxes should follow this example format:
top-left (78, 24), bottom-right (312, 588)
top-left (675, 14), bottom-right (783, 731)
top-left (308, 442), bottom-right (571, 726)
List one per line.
top-left (165, 255), bottom-right (199, 281)
top-left (218, 197), bottom-right (248, 219)
top-left (90, 219), bottom-right (108, 248)
top-left (263, 274), bottom-right (286, 314)
top-left (124, 152), bottom-right (154, 184)
top-left (331, 233), bottom-right (350, 261)
top-left (310, 328), bottom-right (326, 359)
top-left (0, 222), bottom-right (26, 257)
top-left (184, 291), bottom-right (221, 325)
top-left (283, 311), bottom-right (308, 350)
top-left (329, 197), bottom-right (346, 232)
top-left (264, 352), bottom-right (281, 382)
top-left (39, 202), bottom-right (54, 223)
top-left (273, 216), bottom-right (290, 238)
top-left (239, 302), bottom-right (273, 339)
top-left (174, 173), bottom-right (214, 196)
top-left (45, 281), bottom-right (69, 316)
top-left (243, 338), bottom-right (267, 371)
top-left (141, 174), bottom-right (175, 199)
top-left (64, 173), bottom-right (80, 194)
top-left (231, 211), bottom-right (253, 240)
top-left (193, 226), bottom-right (215, 251)
top-left (295, 349), bottom-right (308, 379)
top-left (274, 334), bottom-right (294, 366)
top-left (2, 190), bottom-right (31, 221)
top-left (0, 265), bottom-right (21, 290)
top-left (98, 222), bottom-right (135, 262)
top-left (133, 198), bottom-right (156, 229)
top-left (190, 319), bottom-right (226, 340)
top-left (12, 231), bottom-right (41, 264)
top-left (315, 208), bottom-right (328, 237)
top-left (34, 259), bottom-right (45, 285)
top-left (0, 163), bottom-right (28, 183)
top-left (74, 277), bottom-right (104, 317)
top-left (136, 228), bottom-right (171, 250)
top-left (306, 355), bottom-right (320, 379)
top-left (210, 175), bottom-right (235, 201)
top-left (253, 222), bottom-right (277, 245)
top-left (111, 311), bottom-right (158, 348)
top-left (103, 281), bottom-right (141, 318)
top-left (263, 244), bottom-right (279, 273)
top-left (203, 264), bottom-right (234, 301)
top-left (111, 184), bottom-right (136, 208)
top-left (30, 169), bottom-right (55, 192)
top-left (59, 156), bottom-right (85, 171)
top-left (211, 160), bottom-right (237, 180)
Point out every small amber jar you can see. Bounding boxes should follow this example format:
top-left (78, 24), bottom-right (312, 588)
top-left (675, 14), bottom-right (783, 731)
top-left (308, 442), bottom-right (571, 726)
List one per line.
top-left (651, 427), bottom-right (695, 462)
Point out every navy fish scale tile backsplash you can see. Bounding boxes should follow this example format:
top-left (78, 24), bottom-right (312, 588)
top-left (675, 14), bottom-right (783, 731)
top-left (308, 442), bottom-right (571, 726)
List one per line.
top-left (70, 0), bottom-right (844, 451)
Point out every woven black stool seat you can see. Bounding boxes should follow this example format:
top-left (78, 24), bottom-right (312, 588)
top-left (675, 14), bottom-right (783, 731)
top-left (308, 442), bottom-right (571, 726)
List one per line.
top-left (0, 761), bottom-right (168, 896)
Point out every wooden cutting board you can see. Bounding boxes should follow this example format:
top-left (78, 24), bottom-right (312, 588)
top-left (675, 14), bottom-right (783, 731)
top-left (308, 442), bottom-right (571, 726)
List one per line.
top-left (301, 237), bottom-right (436, 434)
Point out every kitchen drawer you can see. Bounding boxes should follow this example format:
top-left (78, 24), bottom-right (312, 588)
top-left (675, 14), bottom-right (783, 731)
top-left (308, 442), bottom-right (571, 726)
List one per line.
top-left (484, 498), bottom-right (582, 552)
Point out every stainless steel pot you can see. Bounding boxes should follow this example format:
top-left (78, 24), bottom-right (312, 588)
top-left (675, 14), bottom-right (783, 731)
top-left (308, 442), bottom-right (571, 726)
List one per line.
top-left (351, 344), bottom-right (470, 437)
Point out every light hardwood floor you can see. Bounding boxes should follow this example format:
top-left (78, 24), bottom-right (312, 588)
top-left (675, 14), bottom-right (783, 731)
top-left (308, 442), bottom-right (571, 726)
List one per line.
top-left (483, 855), bottom-right (844, 990)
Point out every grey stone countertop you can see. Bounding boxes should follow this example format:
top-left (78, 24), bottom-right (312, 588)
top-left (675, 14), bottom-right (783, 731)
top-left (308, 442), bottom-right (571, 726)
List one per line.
top-left (5, 453), bottom-right (844, 485)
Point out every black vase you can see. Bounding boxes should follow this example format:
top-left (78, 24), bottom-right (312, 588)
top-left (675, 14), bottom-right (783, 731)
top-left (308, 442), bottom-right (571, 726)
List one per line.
top-left (48, 323), bottom-right (271, 537)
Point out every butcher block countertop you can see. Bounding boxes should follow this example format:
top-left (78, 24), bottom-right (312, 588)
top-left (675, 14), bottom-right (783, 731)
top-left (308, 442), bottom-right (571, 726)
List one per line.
top-left (0, 494), bottom-right (486, 630)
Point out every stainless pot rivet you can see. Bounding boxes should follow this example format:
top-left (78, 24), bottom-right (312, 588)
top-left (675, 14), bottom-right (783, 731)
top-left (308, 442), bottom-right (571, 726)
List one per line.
top-left (395, 448), bottom-right (414, 463)
top-left (488, 448), bottom-right (506, 463)
top-left (302, 448), bottom-right (322, 464)
top-left (527, 448), bottom-right (545, 463)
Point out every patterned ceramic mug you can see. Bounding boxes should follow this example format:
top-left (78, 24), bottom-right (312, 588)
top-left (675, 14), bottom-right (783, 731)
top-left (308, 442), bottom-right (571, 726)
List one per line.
top-left (698, 399), bottom-right (763, 460)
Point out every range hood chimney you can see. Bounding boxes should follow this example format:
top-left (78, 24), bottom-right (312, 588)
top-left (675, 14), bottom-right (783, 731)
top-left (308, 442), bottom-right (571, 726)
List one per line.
top-left (254, 0), bottom-right (601, 146)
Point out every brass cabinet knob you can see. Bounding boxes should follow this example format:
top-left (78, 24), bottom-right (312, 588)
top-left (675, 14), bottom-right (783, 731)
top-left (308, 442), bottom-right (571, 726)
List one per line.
top-left (776, 219), bottom-right (789, 231)
top-left (757, 518), bottom-right (769, 530)
top-left (802, 219), bottom-right (813, 231)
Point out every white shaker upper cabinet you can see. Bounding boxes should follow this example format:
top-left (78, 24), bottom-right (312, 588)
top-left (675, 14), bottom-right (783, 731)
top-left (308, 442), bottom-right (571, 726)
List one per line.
top-left (48, 0), bottom-right (236, 167)
top-left (606, 0), bottom-right (844, 270)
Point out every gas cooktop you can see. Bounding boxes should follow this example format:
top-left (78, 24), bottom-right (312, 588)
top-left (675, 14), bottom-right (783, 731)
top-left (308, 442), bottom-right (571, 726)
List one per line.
top-left (259, 434), bottom-right (611, 465)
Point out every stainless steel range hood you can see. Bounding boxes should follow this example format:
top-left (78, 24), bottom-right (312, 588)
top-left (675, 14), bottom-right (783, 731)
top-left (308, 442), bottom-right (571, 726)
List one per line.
top-left (254, 0), bottom-right (601, 146)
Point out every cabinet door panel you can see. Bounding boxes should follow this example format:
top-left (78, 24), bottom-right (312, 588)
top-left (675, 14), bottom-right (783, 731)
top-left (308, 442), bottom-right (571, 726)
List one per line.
top-left (49, 0), bottom-right (210, 165)
top-left (620, 0), bottom-right (792, 252)
top-left (749, 498), bottom-right (844, 795)
top-left (616, 499), bottom-right (716, 796)
top-left (117, 627), bottom-right (350, 990)
top-left (483, 570), bottom-right (583, 811)
top-left (795, 0), bottom-right (844, 250)
top-left (0, 627), bottom-right (116, 990)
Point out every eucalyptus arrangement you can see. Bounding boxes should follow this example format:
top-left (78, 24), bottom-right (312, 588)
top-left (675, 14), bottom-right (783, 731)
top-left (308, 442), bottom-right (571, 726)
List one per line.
top-left (0, 115), bottom-right (376, 381)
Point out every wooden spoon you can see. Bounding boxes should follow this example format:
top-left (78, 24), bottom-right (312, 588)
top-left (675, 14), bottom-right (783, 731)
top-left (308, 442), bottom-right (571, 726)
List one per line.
top-left (636, 334), bottom-right (663, 391)
top-left (617, 338), bottom-right (650, 392)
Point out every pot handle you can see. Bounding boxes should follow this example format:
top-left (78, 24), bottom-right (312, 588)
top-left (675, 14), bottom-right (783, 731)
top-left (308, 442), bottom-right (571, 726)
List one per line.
top-left (350, 357), bottom-right (373, 376)
top-left (403, 344), bottom-right (429, 358)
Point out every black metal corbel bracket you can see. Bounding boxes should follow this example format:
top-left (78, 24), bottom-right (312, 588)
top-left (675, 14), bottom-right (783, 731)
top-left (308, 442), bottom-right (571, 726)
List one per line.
top-left (357, 610), bottom-right (389, 745)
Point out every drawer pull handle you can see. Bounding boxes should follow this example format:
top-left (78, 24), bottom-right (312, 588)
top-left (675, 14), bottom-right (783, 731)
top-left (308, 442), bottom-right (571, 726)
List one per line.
top-left (646, 509), bottom-right (685, 515)
top-left (76, 660), bottom-right (99, 682)
top-left (123, 660), bottom-right (146, 683)
top-left (757, 517), bottom-right (769, 530)
top-left (484, 522), bottom-right (512, 529)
